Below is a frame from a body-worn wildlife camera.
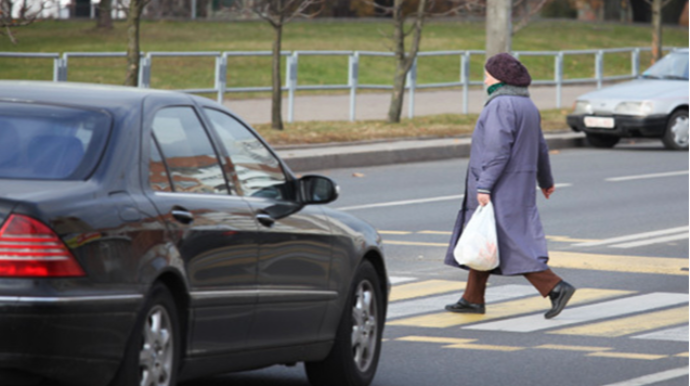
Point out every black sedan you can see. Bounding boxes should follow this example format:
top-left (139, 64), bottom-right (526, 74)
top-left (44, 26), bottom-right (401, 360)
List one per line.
top-left (0, 81), bottom-right (388, 386)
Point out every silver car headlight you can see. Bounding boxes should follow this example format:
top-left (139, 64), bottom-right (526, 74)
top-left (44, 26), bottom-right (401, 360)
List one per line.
top-left (573, 101), bottom-right (592, 114)
top-left (614, 101), bottom-right (654, 116)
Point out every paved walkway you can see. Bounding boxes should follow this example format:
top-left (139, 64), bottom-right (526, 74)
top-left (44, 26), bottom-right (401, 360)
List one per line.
top-left (223, 84), bottom-right (599, 124)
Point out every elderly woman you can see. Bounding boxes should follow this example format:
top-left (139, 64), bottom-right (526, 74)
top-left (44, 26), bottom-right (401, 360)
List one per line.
top-left (444, 53), bottom-right (575, 319)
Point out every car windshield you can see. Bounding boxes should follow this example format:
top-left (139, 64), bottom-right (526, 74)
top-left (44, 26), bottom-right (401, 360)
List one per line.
top-left (0, 102), bottom-right (111, 180)
top-left (642, 51), bottom-right (689, 80)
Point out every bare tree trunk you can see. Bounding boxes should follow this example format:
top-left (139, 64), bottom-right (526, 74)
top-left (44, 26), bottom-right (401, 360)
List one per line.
top-left (651, 0), bottom-right (663, 63)
top-left (271, 23), bottom-right (284, 130)
top-left (486, 0), bottom-right (512, 58)
top-left (97, 0), bottom-right (113, 29)
top-left (124, 0), bottom-right (143, 86)
top-left (387, 0), bottom-right (426, 123)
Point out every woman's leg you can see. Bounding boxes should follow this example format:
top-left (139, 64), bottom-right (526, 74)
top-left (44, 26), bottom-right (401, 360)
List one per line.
top-left (523, 269), bottom-right (562, 297)
top-left (462, 269), bottom-right (491, 304)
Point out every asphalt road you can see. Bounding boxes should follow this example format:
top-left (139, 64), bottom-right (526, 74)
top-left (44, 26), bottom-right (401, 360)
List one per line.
top-left (183, 140), bottom-right (689, 386)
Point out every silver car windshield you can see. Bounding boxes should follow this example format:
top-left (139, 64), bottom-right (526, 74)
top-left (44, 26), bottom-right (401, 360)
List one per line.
top-left (642, 51), bottom-right (689, 80)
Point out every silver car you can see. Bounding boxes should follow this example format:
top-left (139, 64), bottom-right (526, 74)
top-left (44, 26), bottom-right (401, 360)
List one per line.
top-left (567, 49), bottom-right (689, 150)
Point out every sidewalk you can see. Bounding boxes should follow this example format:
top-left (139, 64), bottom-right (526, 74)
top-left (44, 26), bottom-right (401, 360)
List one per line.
top-left (223, 84), bottom-right (598, 124)
top-left (276, 132), bottom-right (586, 172)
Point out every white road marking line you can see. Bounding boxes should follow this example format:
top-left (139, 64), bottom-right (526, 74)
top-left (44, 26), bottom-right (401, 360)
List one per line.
top-left (599, 366), bottom-right (689, 386)
top-left (336, 183), bottom-right (572, 212)
top-left (632, 325), bottom-right (689, 343)
top-left (387, 284), bottom-right (535, 320)
top-left (388, 276), bottom-right (417, 285)
top-left (464, 292), bottom-right (689, 333)
top-left (336, 194), bottom-right (464, 211)
top-left (610, 233), bottom-right (689, 249)
top-left (606, 170), bottom-right (689, 182)
top-left (573, 226), bottom-right (689, 247)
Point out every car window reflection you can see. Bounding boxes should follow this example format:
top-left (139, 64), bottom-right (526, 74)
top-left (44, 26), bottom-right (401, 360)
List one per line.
top-left (203, 108), bottom-right (291, 200)
top-left (151, 107), bottom-right (229, 195)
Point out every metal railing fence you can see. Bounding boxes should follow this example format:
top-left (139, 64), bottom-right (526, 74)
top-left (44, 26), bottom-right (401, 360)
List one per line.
top-left (0, 47), bottom-right (680, 122)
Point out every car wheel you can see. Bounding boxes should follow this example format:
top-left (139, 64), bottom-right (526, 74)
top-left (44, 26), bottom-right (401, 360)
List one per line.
top-left (662, 110), bottom-right (689, 150)
top-left (110, 283), bottom-right (180, 386)
top-left (586, 133), bottom-right (620, 148)
top-left (305, 260), bottom-right (384, 386)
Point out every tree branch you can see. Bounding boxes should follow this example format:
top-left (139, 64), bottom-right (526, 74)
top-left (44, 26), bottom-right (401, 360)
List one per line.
top-left (512, 0), bottom-right (553, 35)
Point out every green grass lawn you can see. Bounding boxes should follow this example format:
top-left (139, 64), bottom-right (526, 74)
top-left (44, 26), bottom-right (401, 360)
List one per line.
top-left (1, 19), bottom-right (686, 93)
top-left (254, 108), bottom-right (573, 146)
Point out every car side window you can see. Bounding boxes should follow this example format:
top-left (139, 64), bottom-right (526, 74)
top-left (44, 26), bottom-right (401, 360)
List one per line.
top-left (203, 108), bottom-right (290, 200)
top-left (149, 137), bottom-right (173, 192)
top-left (151, 107), bottom-right (228, 195)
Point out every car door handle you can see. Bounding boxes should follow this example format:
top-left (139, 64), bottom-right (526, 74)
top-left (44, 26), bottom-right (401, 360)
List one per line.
top-left (172, 209), bottom-right (194, 224)
top-left (256, 213), bottom-right (275, 228)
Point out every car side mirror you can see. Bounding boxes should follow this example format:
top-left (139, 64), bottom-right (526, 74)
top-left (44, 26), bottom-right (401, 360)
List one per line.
top-left (299, 175), bottom-right (339, 205)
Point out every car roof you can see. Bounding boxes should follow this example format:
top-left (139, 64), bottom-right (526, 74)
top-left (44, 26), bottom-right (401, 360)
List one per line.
top-left (0, 80), bottom-right (193, 112)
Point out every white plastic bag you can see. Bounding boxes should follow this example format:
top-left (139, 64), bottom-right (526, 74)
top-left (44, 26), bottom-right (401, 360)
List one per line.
top-left (453, 202), bottom-right (500, 271)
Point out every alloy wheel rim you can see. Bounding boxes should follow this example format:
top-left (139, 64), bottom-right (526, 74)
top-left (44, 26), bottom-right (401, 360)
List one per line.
top-left (671, 116), bottom-right (689, 147)
top-left (351, 279), bottom-right (378, 373)
top-left (139, 305), bottom-right (174, 386)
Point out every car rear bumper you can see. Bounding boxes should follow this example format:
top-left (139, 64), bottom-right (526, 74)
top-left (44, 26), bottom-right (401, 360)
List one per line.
top-left (0, 293), bottom-right (143, 386)
top-left (567, 114), bottom-right (667, 137)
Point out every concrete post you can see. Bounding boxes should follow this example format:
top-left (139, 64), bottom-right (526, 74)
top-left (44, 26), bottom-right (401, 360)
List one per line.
top-left (461, 51), bottom-right (470, 115)
top-left (216, 55), bottom-right (227, 103)
top-left (287, 53), bottom-right (298, 123)
top-left (595, 50), bottom-right (603, 89)
top-left (407, 58), bottom-right (417, 119)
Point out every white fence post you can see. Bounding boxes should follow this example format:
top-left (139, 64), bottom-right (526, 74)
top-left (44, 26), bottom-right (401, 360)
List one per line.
top-left (59, 54), bottom-right (69, 82)
top-left (407, 58), bottom-right (417, 119)
top-left (138, 54), bottom-right (151, 88)
top-left (632, 48), bottom-right (640, 78)
top-left (461, 51), bottom-right (470, 115)
top-left (595, 50), bottom-right (604, 89)
top-left (287, 53), bottom-right (298, 123)
top-left (216, 54), bottom-right (227, 103)
top-left (555, 52), bottom-right (563, 109)
top-left (348, 52), bottom-right (359, 122)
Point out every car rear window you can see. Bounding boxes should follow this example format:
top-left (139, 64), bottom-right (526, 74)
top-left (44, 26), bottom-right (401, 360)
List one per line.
top-left (0, 102), bottom-right (111, 180)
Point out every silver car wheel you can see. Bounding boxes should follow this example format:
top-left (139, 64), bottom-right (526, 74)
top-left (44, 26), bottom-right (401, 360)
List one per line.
top-left (140, 305), bottom-right (174, 386)
top-left (671, 116), bottom-right (689, 147)
top-left (351, 279), bottom-right (378, 373)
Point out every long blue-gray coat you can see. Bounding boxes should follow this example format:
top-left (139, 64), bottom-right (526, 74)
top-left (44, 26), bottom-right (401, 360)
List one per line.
top-left (444, 93), bottom-right (554, 275)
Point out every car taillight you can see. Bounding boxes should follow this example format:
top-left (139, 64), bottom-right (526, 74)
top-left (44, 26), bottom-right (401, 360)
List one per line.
top-left (0, 214), bottom-right (85, 277)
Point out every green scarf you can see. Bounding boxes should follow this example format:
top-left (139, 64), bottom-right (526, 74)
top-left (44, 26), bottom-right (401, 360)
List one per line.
top-left (487, 82), bottom-right (506, 96)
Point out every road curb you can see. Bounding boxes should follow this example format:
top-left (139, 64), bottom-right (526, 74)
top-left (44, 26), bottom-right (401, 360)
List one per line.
top-left (278, 132), bottom-right (587, 172)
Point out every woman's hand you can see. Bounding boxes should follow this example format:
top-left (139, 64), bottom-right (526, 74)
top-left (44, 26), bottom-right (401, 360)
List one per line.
top-left (477, 193), bottom-right (491, 206)
top-left (541, 185), bottom-right (555, 199)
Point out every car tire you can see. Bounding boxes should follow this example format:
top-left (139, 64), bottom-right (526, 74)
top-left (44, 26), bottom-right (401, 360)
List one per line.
top-left (305, 260), bottom-right (384, 386)
top-left (109, 283), bottom-right (180, 386)
top-left (586, 133), bottom-right (620, 148)
top-left (662, 109), bottom-right (689, 151)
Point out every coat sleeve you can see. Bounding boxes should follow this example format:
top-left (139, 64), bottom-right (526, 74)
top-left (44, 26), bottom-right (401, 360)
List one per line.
top-left (536, 115), bottom-right (554, 189)
top-left (477, 100), bottom-right (516, 194)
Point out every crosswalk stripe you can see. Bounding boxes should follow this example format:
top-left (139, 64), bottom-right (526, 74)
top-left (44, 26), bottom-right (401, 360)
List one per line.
top-left (465, 293), bottom-right (688, 333)
top-left (548, 251), bottom-right (688, 276)
top-left (396, 336), bottom-right (524, 352)
top-left (573, 226), bottom-right (689, 247)
top-left (387, 288), bottom-right (632, 328)
top-left (587, 352), bottom-right (667, 360)
top-left (548, 306), bottom-right (689, 338)
top-left (387, 284), bottom-right (535, 320)
top-left (632, 325), bottom-right (689, 342)
top-left (534, 344), bottom-right (611, 352)
top-left (600, 367), bottom-right (690, 386)
top-left (389, 280), bottom-right (466, 302)
top-left (388, 276), bottom-right (417, 285)
top-left (611, 233), bottom-right (689, 249)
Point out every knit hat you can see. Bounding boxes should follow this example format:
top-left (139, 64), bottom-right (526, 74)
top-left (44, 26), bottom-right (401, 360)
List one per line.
top-left (485, 53), bottom-right (532, 87)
